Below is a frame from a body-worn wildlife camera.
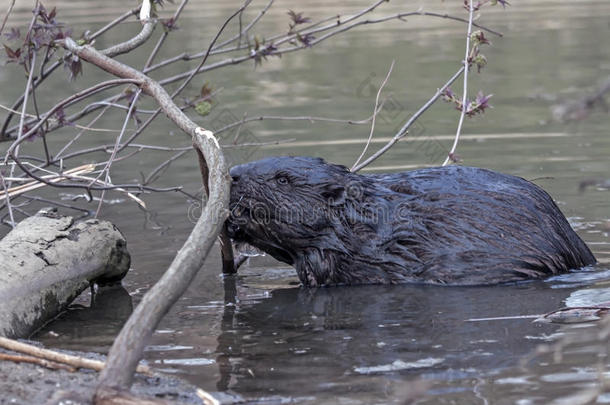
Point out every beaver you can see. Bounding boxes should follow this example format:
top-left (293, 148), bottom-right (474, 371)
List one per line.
top-left (225, 156), bottom-right (596, 287)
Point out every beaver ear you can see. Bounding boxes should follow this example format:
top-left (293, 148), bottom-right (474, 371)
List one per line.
top-left (322, 183), bottom-right (345, 206)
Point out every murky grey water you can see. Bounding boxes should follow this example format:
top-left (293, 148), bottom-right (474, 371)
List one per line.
top-left (2, 0), bottom-right (610, 403)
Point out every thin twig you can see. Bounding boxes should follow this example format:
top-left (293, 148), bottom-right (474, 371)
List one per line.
top-left (1, 4), bottom-right (149, 140)
top-left (6, 36), bottom-right (38, 228)
top-left (16, 52), bottom-right (36, 145)
top-left (143, 150), bottom-right (189, 185)
top-left (274, 0), bottom-right (389, 48)
top-left (0, 0), bottom-right (16, 36)
top-left (222, 138), bottom-right (296, 148)
top-left (69, 173), bottom-right (146, 209)
top-left (419, 10), bottom-right (502, 37)
top-left (153, 7), bottom-right (491, 86)
top-left (4, 79), bottom-right (142, 159)
top-left (21, 194), bottom-right (91, 215)
top-left (213, 0), bottom-right (274, 50)
top-left (0, 5), bottom-right (141, 139)
top-left (89, 6), bottom-right (141, 40)
top-left (143, 0), bottom-right (189, 69)
top-left (170, 0), bottom-right (254, 103)
top-left (98, 0), bottom-right (253, 161)
top-left (352, 66), bottom-right (464, 172)
top-left (54, 105), bottom-right (113, 160)
top-left (0, 102), bottom-right (125, 136)
top-left (94, 89), bottom-right (142, 217)
top-left (0, 164), bottom-right (95, 201)
top-left (214, 110), bottom-right (381, 135)
top-left (6, 155), bottom-right (184, 193)
top-left (352, 60), bottom-right (394, 171)
top-left (0, 170), bottom-right (15, 227)
top-left (443, 0), bottom-right (475, 166)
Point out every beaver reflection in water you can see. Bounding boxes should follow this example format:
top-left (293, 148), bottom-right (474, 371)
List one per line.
top-left (226, 157), bottom-right (596, 286)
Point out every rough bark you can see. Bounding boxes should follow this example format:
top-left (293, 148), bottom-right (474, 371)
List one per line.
top-left (194, 144), bottom-right (235, 274)
top-left (95, 131), bottom-right (230, 394)
top-left (0, 209), bottom-right (130, 338)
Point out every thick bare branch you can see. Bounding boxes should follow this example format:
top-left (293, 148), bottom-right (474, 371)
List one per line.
top-left (96, 130), bottom-right (229, 393)
top-left (101, 20), bottom-right (156, 58)
top-left (51, 18), bottom-right (232, 395)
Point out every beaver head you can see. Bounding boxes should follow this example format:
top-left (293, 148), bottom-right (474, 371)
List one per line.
top-left (226, 156), bottom-right (399, 286)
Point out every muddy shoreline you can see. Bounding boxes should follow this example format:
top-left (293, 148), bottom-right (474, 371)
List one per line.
top-left (0, 343), bottom-right (204, 405)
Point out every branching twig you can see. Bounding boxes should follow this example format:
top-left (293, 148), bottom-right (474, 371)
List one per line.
top-left (213, 109), bottom-right (383, 135)
top-left (214, 0), bottom-right (273, 50)
top-left (0, 2), bottom-right (152, 141)
top-left (143, 0), bottom-right (189, 69)
top-left (3, 79), bottom-right (142, 156)
top-left (54, 105), bottom-right (113, 160)
top-left (0, 102), bottom-right (125, 136)
top-left (166, 1), bottom-right (254, 276)
top-left (1, 1), bottom-right (501, 146)
top-left (154, 7), bottom-right (497, 86)
top-left (94, 89), bottom-right (143, 217)
top-left (5, 29), bottom-right (38, 227)
top-left (142, 150), bottom-right (189, 186)
top-left (43, 2), bottom-right (235, 393)
top-left (352, 60), bottom-right (394, 171)
top-left (442, 0), bottom-right (475, 166)
top-left (352, 66), bottom-right (465, 172)
top-left (65, 1), bottom-right (253, 166)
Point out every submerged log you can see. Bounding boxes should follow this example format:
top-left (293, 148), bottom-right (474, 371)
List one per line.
top-left (0, 209), bottom-right (130, 338)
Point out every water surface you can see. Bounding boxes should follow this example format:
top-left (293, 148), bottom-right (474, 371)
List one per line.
top-left (2, 0), bottom-right (610, 403)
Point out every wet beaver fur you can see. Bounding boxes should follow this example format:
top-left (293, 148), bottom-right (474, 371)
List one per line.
top-left (226, 156), bottom-right (596, 286)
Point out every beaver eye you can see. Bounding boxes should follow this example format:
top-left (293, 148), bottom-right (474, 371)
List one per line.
top-left (276, 176), bottom-right (289, 185)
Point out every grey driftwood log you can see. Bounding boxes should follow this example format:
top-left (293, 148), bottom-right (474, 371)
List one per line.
top-left (0, 209), bottom-right (130, 338)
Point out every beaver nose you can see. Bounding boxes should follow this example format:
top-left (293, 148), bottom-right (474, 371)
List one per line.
top-left (229, 165), bottom-right (245, 184)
